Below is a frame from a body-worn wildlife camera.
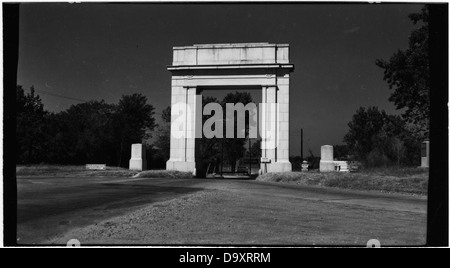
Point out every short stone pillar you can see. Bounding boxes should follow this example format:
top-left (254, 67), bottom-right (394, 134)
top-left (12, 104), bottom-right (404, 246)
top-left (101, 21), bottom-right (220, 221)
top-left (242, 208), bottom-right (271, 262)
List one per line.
top-left (320, 145), bottom-right (335, 172)
top-left (129, 143), bottom-right (147, 171)
top-left (420, 141), bottom-right (429, 168)
top-left (301, 160), bottom-right (309, 172)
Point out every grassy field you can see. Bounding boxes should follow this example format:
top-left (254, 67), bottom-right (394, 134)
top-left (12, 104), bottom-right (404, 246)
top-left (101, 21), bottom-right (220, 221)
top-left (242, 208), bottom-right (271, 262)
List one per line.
top-left (16, 165), bottom-right (194, 179)
top-left (257, 167), bottom-right (429, 195)
top-left (16, 165), bottom-right (139, 177)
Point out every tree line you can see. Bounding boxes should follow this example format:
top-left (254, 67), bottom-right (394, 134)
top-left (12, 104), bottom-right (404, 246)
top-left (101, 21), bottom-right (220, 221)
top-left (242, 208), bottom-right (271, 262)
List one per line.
top-left (16, 86), bottom-right (156, 167)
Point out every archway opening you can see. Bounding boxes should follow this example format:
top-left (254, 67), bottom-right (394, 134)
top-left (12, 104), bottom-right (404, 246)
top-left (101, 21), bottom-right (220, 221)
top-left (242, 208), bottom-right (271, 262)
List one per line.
top-left (197, 87), bottom-right (262, 179)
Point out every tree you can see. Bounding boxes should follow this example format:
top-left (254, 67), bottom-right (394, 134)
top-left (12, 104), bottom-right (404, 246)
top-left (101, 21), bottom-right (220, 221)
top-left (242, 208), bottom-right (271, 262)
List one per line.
top-left (344, 107), bottom-right (388, 162)
top-left (375, 6), bottom-right (430, 139)
top-left (391, 137), bottom-right (406, 166)
top-left (16, 86), bottom-right (48, 163)
top-left (344, 106), bottom-right (421, 167)
top-left (383, 114), bottom-right (421, 166)
top-left (153, 106), bottom-right (171, 161)
top-left (247, 138), bottom-right (261, 159)
top-left (306, 148), bottom-right (320, 170)
top-left (48, 100), bottom-right (116, 164)
top-left (112, 93), bottom-right (156, 167)
top-left (161, 105), bottom-right (171, 124)
top-left (199, 96), bottom-right (222, 165)
top-left (221, 92), bottom-right (253, 172)
top-left (333, 145), bottom-right (350, 160)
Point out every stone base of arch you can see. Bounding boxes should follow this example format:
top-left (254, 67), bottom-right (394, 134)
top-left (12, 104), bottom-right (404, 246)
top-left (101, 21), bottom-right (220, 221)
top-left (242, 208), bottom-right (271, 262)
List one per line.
top-left (166, 160), bottom-right (196, 174)
top-left (266, 161), bottom-right (292, 173)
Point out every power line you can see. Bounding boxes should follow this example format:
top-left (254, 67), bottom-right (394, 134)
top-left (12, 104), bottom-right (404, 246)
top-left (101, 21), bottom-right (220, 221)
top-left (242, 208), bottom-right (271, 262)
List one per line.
top-left (24, 88), bottom-right (88, 103)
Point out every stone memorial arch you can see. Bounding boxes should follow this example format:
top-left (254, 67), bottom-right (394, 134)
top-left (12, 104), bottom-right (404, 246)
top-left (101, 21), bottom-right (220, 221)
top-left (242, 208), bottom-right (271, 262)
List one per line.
top-left (166, 43), bottom-right (294, 175)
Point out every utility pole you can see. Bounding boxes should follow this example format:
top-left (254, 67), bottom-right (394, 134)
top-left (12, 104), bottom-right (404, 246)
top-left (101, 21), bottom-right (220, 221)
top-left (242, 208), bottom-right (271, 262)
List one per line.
top-left (221, 138), bottom-right (224, 175)
top-left (301, 128), bottom-right (304, 161)
top-left (249, 138), bottom-right (252, 175)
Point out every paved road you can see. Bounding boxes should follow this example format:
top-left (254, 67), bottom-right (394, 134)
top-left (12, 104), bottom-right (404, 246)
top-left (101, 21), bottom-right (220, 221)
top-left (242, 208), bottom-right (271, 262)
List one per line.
top-left (17, 176), bottom-right (427, 245)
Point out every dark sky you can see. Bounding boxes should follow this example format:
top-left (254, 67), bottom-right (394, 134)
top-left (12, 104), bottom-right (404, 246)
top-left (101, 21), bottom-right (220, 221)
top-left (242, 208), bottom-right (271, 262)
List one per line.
top-left (17, 3), bottom-right (423, 156)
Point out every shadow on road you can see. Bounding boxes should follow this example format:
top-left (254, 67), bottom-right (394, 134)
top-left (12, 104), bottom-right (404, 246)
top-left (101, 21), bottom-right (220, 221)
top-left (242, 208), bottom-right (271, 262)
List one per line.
top-left (18, 181), bottom-right (203, 224)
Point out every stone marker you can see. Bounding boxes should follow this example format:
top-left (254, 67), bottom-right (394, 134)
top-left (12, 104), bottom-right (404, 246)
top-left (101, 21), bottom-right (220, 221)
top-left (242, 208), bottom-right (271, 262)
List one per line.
top-left (129, 143), bottom-right (147, 171)
top-left (86, 164), bottom-right (106, 170)
top-left (334, 161), bottom-right (349, 172)
top-left (420, 140), bottom-right (429, 168)
top-left (319, 145), bottom-right (335, 172)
